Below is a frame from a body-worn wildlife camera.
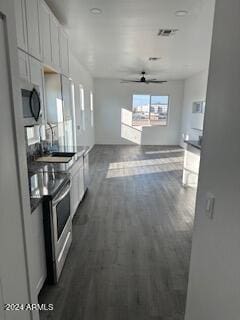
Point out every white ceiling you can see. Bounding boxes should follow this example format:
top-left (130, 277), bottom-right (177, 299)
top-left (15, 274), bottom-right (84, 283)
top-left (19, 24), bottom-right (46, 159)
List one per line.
top-left (45, 0), bottom-right (215, 80)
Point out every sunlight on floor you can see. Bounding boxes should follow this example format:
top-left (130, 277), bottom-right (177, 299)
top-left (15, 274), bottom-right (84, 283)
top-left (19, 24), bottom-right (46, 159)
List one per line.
top-left (145, 148), bottom-right (183, 155)
top-left (108, 156), bottom-right (184, 170)
top-left (106, 156), bottom-right (184, 178)
top-left (106, 162), bottom-right (183, 178)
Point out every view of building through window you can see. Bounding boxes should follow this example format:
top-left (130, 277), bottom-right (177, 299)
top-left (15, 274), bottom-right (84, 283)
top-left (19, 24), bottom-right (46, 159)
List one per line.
top-left (132, 94), bottom-right (169, 126)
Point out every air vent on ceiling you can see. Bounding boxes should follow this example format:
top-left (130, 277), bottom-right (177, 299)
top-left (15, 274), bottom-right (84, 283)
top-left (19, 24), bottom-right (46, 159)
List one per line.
top-left (149, 57), bottom-right (161, 61)
top-left (158, 29), bottom-right (178, 37)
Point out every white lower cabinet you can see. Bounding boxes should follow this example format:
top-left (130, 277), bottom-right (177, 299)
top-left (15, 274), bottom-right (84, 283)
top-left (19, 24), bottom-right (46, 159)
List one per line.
top-left (70, 157), bottom-right (84, 218)
top-left (83, 153), bottom-right (90, 191)
top-left (30, 204), bottom-right (47, 295)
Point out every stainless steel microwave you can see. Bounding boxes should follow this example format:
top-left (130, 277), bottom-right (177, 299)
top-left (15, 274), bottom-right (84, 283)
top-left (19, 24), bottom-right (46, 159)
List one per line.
top-left (21, 82), bottom-right (42, 127)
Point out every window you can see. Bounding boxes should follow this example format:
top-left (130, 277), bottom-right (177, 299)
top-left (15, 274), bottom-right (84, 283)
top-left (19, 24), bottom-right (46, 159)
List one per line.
top-left (80, 85), bottom-right (85, 111)
top-left (71, 82), bottom-right (77, 146)
top-left (79, 84), bottom-right (85, 130)
top-left (132, 95), bottom-right (169, 126)
top-left (90, 91), bottom-right (94, 127)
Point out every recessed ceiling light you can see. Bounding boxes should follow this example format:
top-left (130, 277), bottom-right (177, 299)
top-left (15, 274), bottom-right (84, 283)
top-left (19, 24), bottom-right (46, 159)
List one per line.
top-left (175, 10), bottom-right (188, 17)
top-left (90, 8), bottom-right (102, 15)
top-left (184, 64), bottom-right (192, 68)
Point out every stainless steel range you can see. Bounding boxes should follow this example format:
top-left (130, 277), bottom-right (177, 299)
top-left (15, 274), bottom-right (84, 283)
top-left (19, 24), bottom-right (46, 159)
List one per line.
top-left (42, 177), bottom-right (72, 284)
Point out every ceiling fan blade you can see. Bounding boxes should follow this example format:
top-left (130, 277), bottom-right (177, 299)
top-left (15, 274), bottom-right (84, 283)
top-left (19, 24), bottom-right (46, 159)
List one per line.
top-left (120, 80), bottom-right (141, 83)
top-left (146, 80), bottom-right (168, 84)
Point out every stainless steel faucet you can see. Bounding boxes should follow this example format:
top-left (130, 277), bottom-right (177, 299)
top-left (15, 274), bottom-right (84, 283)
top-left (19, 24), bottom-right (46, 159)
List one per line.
top-left (46, 122), bottom-right (54, 148)
top-left (38, 122), bottom-right (54, 153)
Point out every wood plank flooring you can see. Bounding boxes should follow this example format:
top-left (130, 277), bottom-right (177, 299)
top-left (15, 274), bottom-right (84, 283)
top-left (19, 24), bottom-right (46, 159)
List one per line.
top-left (39, 145), bottom-right (196, 320)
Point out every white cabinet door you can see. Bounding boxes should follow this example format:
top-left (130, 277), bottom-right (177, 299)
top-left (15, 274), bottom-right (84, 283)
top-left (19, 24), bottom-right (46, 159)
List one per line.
top-left (39, 0), bottom-right (51, 66)
top-left (18, 49), bottom-right (30, 81)
top-left (25, 0), bottom-right (41, 60)
top-left (50, 15), bottom-right (60, 71)
top-left (30, 204), bottom-right (47, 295)
top-left (84, 153), bottom-right (90, 191)
top-left (70, 158), bottom-right (84, 218)
top-left (29, 56), bottom-right (45, 121)
top-left (59, 28), bottom-right (69, 76)
top-left (71, 171), bottom-right (80, 218)
top-left (14, 0), bottom-right (28, 51)
top-left (78, 165), bottom-right (85, 202)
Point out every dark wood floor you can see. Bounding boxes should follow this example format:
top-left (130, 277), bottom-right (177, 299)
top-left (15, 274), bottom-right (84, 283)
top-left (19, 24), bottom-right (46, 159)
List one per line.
top-left (39, 145), bottom-right (196, 320)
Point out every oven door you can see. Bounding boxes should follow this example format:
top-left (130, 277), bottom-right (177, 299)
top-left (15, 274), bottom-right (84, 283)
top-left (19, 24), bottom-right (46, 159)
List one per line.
top-left (52, 180), bottom-right (72, 282)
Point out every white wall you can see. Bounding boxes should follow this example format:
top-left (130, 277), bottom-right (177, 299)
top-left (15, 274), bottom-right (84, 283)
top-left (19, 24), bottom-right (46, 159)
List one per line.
top-left (94, 79), bottom-right (184, 145)
top-left (180, 70), bottom-right (209, 147)
top-left (185, 1), bottom-right (240, 319)
top-left (69, 52), bottom-right (95, 148)
top-left (0, 1), bottom-right (39, 319)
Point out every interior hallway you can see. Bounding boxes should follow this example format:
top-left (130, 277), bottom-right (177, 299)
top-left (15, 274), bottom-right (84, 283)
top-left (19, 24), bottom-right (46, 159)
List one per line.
top-left (40, 145), bottom-right (196, 320)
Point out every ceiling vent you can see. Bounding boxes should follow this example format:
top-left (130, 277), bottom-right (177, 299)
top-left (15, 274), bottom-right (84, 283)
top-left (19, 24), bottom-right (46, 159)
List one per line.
top-left (149, 57), bottom-right (161, 61)
top-left (158, 29), bottom-right (178, 37)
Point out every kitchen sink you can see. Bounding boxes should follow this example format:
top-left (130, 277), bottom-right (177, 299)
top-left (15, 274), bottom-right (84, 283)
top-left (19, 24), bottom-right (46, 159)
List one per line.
top-left (51, 152), bottom-right (76, 157)
top-left (35, 152), bottom-right (76, 163)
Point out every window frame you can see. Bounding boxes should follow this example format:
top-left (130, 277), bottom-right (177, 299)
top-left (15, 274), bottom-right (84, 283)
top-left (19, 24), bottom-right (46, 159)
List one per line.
top-left (132, 94), bottom-right (170, 127)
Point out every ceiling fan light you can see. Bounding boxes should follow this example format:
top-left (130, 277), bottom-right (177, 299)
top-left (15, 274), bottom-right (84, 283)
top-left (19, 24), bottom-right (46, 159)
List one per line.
top-left (175, 10), bottom-right (188, 17)
top-left (90, 8), bottom-right (102, 15)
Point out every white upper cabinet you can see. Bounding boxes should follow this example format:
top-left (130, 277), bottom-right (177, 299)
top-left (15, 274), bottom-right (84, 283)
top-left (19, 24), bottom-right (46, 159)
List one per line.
top-left (59, 29), bottom-right (69, 77)
top-left (25, 0), bottom-right (42, 60)
top-left (14, 0), bottom-right (28, 52)
top-left (15, 0), bottom-right (69, 76)
top-left (18, 49), bottom-right (30, 82)
top-left (29, 56), bottom-right (44, 98)
top-left (39, 0), bottom-right (51, 66)
top-left (50, 16), bottom-right (60, 71)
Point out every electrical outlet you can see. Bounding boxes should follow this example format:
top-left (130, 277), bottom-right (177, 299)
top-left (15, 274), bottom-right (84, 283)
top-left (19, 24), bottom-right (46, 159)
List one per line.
top-left (205, 193), bottom-right (215, 219)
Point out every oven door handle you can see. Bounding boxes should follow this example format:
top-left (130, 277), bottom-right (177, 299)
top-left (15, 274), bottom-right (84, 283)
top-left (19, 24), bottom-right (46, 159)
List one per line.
top-left (52, 180), bottom-right (72, 207)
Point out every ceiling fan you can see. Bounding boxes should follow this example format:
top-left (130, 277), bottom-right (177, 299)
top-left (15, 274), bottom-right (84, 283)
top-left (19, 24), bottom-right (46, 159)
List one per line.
top-left (120, 71), bottom-right (167, 84)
